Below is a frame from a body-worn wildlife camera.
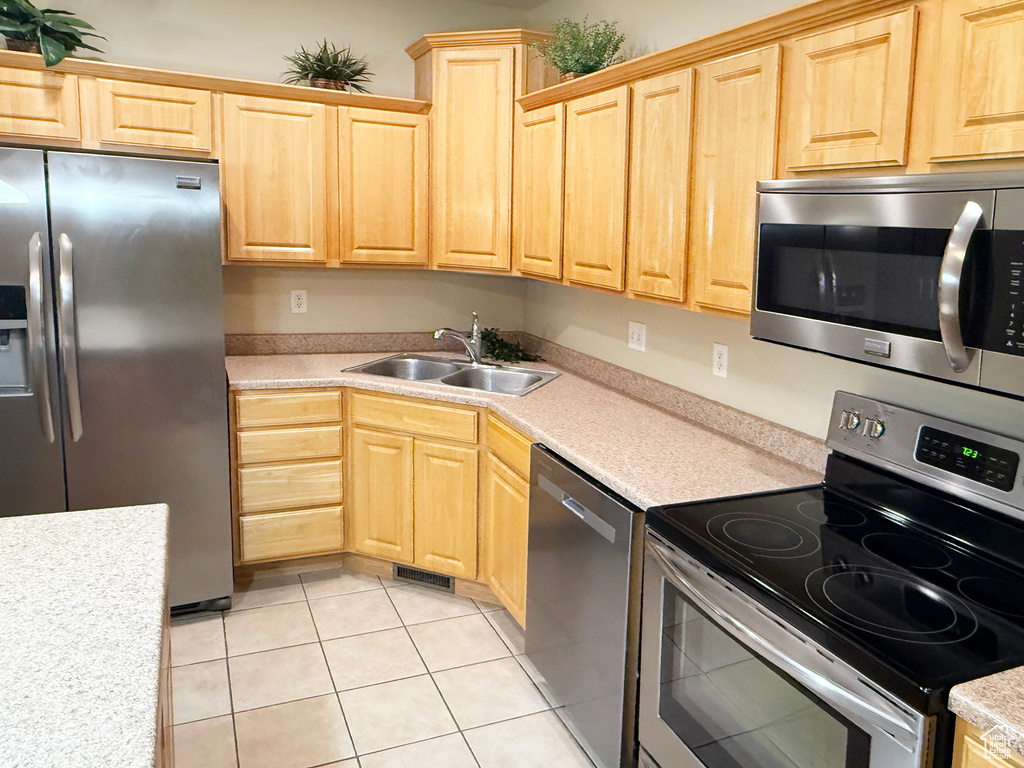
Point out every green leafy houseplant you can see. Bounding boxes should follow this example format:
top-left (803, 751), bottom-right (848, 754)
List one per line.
top-left (533, 17), bottom-right (625, 77)
top-left (0, 0), bottom-right (103, 67)
top-left (481, 328), bottom-right (541, 364)
top-left (283, 40), bottom-right (373, 92)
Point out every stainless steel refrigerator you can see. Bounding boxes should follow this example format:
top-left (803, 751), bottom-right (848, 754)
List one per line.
top-left (0, 147), bottom-right (232, 610)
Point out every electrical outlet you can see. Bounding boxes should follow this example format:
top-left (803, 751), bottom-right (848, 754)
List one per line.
top-left (628, 321), bottom-right (646, 352)
top-left (713, 343), bottom-right (728, 378)
top-left (290, 289), bottom-right (307, 314)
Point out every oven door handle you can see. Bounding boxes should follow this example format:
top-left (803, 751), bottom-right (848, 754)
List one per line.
top-left (938, 200), bottom-right (982, 374)
top-left (648, 540), bottom-right (919, 739)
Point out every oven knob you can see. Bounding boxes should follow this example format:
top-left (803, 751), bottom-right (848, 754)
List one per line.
top-left (840, 411), bottom-right (861, 431)
top-left (863, 419), bottom-right (885, 439)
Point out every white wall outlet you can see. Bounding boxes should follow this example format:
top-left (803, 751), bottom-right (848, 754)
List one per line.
top-left (713, 343), bottom-right (728, 378)
top-left (290, 289), bottom-right (308, 314)
top-left (628, 321), bottom-right (646, 352)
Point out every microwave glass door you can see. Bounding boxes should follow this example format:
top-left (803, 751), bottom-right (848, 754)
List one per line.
top-left (756, 224), bottom-right (988, 342)
top-left (658, 581), bottom-right (870, 768)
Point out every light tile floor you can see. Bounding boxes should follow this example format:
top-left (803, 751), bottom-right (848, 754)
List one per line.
top-left (170, 566), bottom-right (596, 768)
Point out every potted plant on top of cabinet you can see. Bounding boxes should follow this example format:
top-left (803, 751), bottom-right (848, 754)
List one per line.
top-left (533, 17), bottom-right (625, 80)
top-left (282, 39), bottom-right (373, 92)
top-left (0, 0), bottom-right (103, 66)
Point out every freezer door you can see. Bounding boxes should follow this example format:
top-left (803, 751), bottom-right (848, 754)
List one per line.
top-left (46, 152), bottom-right (232, 607)
top-left (0, 148), bottom-right (65, 515)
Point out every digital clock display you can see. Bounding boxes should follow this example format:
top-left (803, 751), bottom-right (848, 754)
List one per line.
top-left (916, 426), bottom-right (1019, 492)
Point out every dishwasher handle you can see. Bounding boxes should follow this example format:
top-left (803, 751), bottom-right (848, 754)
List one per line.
top-left (538, 474), bottom-right (617, 544)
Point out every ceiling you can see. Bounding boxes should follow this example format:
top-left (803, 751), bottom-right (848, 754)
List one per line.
top-left (464, 0), bottom-right (549, 9)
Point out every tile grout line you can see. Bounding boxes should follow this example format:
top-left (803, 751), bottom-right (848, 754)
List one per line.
top-left (223, 610), bottom-right (242, 768)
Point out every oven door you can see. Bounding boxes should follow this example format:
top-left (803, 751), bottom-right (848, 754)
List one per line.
top-left (639, 534), bottom-right (933, 768)
top-left (751, 189), bottom-right (993, 385)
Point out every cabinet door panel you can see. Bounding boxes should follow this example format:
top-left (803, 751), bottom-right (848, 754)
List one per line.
top-left (432, 48), bottom-right (514, 271)
top-left (564, 86), bottom-right (630, 291)
top-left (96, 79), bottom-right (213, 152)
top-left (514, 103), bottom-right (564, 279)
top-left (221, 94), bottom-right (327, 263)
top-left (785, 8), bottom-right (917, 170)
top-left (627, 70), bottom-right (694, 302)
top-left (350, 428), bottom-right (414, 562)
top-left (930, 0), bottom-right (1024, 161)
top-left (339, 107), bottom-right (428, 265)
top-left (482, 454), bottom-right (528, 627)
top-left (0, 67), bottom-right (80, 140)
top-left (414, 440), bottom-right (478, 579)
top-left (691, 46), bottom-right (780, 314)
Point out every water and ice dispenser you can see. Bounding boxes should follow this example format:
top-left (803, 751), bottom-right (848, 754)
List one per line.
top-left (0, 285), bottom-right (30, 393)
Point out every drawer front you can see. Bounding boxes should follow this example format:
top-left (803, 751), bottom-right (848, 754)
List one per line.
top-left (237, 426), bottom-right (342, 465)
top-left (350, 391), bottom-right (477, 443)
top-left (486, 414), bottom-right (531, 478)
top-left (97, 79), bottom-right (213, 152)
top-left (236, 390), bottom-right (342, 428)
top-left (239, 506), bottom-right (343, 562)
top-left (238, 459), bottom-right (343, 513)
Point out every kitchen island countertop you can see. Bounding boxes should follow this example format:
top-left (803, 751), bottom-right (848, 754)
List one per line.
top-left (0, 504), bottom-right (169, 768)
top-left (226, 352), bottom-right (822, 510)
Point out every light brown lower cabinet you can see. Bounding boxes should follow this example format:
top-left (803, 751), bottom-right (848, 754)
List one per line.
top-left (348, 426), bottom-right (415, 563)
top-left (954, 719), bottom-right (1024, 768)
top-left (481, 452), bottom-right (530, 627)
top-left (413, 440), bottom-right (479, 579)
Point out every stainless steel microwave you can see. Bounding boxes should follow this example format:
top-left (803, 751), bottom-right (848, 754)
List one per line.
top-left (751, 172), bottom-right (1024, 399)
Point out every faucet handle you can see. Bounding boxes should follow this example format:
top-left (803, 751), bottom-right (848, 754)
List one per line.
top-left (471, 312), bottom-right (480, 337)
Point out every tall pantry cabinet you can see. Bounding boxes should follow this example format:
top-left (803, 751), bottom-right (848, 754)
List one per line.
top-left (406, 30), bottom-right (557, 272)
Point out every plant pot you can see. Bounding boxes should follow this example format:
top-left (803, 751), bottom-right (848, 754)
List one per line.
top-left (310, 77), bottom-right (349, 91)
top-left (5, 37), bottom-right (41, 54)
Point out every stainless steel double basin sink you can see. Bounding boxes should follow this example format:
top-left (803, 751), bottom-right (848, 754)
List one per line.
top-left (344, 353), bottom-right (559, 396)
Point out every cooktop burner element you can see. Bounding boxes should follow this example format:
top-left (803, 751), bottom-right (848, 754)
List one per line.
top-left (708, 512), bottom-right (820, 559)
top-left (958, 576), bottom-right (1024, 618)
top-left (863, 532), bottom-right (953, 570)
top-left (806, 565), bottom-right (979, 643)
top-left (798, 499), bottom-right (866, 527)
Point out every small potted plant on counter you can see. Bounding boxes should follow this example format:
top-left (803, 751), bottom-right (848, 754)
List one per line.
top-left (282, 40), bottom-right (373, 92)
top-left (534, 16), bottom-right (625, 81)
top-left (0, 0), bottom-right (103, 67)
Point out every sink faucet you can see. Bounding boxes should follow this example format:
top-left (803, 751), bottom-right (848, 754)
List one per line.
top-left (434, 312), bottom-right (485, 365)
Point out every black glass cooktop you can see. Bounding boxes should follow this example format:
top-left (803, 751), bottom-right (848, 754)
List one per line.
top-left (647, 455), bottom-right (1024, 713)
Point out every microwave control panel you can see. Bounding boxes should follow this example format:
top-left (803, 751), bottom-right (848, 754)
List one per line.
top-left (985, 231), bottom-right (1024, 357)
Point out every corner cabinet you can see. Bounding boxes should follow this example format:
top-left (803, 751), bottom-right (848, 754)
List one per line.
top-left (689, 46), bottom-right (781, 315)
top-left (221, 94), bottom-right (328, 264)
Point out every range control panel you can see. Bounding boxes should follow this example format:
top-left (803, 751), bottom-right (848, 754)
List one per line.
top-left (826, 392), bottom-right (1024, 520)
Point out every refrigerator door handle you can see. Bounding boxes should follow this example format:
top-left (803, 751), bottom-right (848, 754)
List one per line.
top-left (27, 232), bottom-right (55, 443)
top-left (57, 233), bottom-right (84, 442)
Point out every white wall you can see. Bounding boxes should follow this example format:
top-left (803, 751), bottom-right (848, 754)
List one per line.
top-left (223, 267), bottom-right (527, 335)
top-left (524, 281), bottom-right (1021, 441)
top-left (53, 0), bottom-right (524, 98)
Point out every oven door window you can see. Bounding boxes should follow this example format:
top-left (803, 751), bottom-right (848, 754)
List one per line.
top-left (659, 583), bottom-right (870, 768)
top-left (756, 224), bottom-right (988, 342)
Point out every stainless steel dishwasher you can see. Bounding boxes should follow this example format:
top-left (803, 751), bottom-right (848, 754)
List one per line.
top-left (525, 445), bottom-right (645, 768)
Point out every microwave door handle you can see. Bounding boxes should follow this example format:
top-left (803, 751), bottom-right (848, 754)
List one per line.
top-left (27, 233), bottom-right (55, 443)
top-left (57, 233), bottom-right (84, 442)
top-left (648, 541), bottom-right (918, 739)
top-left (938, 201), bottom-right (983, 373)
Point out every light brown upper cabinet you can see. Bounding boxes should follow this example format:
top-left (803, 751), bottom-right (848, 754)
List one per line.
top-left (429, 47), bottom-right (515, 271)
top-left (221, 94), bottom-right (328, 264)
top-left (929, 0), bottom-right (1024, 162)
top-left (564, 86), bottom-right (631, 291)
top-left (514, 103), bottom-right (565, 279)
top-left (626, 70), bottom-right (694, 302)
top-left (784, 8), bottom-right (917, 171)
top-left (90, 79), bottom-right (213, 153)
top-left (0, 66), bottom-right (80, 141)
top-left (338, 107), bottom-right (428, 265)
top-left (690, 46), bottom-right (781, 315)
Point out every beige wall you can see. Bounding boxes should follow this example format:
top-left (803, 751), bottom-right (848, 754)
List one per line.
top-left (523, 281), bottom-right (1020, 441)
top-left (223, 267), bottom-right (527, 335)
top-left (52, 0), bottom-right (523, 98)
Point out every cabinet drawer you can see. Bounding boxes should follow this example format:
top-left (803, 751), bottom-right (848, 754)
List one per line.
top-left (236, 390), bottom-right (342, 428)
top-left (486, 414), bottom-right (531, 479)
top-left (238, 459), bottom-right (343, 513)
top-left (350, 392), bottom-right (477, 443)
top-left (237, 426), bottom-right (342, 465)
top-left (96, 79), bottom-right (213, 152)
top-left (239, 506), bottom-right (343, 562)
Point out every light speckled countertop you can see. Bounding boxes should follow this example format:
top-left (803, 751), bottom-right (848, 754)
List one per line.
top-left (0, 505), bottom-right (169, 768)
top-left (226, 352), bottom-right (821, 509)
top-left (951, 669), bottom-right (1024, 755)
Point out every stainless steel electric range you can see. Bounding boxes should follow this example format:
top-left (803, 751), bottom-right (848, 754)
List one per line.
top-left (640, 392), bottom-right (1024, 768)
